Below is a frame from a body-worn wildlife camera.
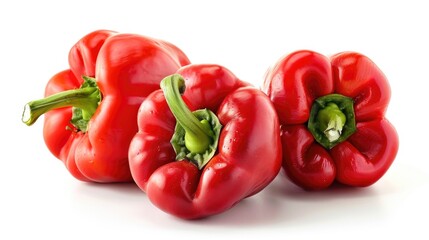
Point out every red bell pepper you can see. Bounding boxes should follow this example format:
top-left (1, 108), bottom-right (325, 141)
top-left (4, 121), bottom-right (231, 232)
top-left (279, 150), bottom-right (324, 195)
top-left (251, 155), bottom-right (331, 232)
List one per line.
top-left (128, 64), bottom-right (282, 219)
top-left (262, 50), bottom-right (399, 190)
top-left (22, 30), bottom-right (190, 182)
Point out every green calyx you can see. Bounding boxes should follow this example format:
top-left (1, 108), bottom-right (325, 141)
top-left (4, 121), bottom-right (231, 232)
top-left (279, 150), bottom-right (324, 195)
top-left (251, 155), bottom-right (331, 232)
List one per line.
top-left (171, 109), bottom-right (222, 169)
top-left (161, 74), bottom-right (222, 170)
top-left (22, 76), bottom-right (101, 132)
top-left (308, 94), bottom-right (356, 149)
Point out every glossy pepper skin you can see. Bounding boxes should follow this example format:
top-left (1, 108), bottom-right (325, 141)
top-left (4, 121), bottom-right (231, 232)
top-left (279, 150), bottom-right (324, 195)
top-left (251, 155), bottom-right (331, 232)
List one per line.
top-left (23, 30), bottom-right (190, 182)
top-left (129, 64), bottom-right (282, 219)
top-left (262, 50), bottom-right (399, 190)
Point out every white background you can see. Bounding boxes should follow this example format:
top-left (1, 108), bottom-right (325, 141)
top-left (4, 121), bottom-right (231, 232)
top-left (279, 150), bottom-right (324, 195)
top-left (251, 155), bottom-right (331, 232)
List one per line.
top-left (1, 0), bottom-right (428, 239)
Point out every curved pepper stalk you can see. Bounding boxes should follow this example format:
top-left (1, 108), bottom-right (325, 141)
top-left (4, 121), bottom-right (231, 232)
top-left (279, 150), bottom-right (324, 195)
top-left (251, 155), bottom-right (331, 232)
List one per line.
top-left (161, 74), bottom-right (222, 169)
top-left (23, 76), bottom-right (101, 133)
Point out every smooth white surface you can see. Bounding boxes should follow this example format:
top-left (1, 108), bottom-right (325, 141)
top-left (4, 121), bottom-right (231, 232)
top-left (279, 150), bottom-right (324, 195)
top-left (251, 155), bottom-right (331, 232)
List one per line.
top-left (1, 0), bottom-right (428, 239)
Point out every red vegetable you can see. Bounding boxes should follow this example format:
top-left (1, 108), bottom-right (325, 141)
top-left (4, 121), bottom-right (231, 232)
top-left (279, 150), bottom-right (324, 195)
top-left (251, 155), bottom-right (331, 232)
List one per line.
top-left (129, 64), bottom-right (282, 219)
top-left (22, 30), bottom-right (190, 182)
top-left (262, 50), bottom-right (399, 190)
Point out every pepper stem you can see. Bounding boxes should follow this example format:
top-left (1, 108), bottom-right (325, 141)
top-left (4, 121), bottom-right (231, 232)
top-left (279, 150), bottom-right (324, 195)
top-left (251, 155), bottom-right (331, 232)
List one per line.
top-left (22, 76), bottom-right (101, 132)
top-left (316, 103), bottom-right (346, 142)
top-left (308, 94), bottom-right (356, 149)
top-left (161, 74), bottom-right (213, 153)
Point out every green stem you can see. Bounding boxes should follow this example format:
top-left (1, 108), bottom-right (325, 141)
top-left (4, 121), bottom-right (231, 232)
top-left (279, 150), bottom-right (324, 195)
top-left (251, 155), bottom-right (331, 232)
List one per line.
top-left (161, 74), bottom-right (213, 153)
top-left (308, 94), bottom-right (356, 149)
top-left (22, 76), bottom-right (101, 132)
top-left (316, 102), bottom-right (346, 142)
